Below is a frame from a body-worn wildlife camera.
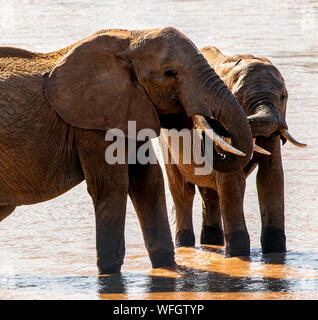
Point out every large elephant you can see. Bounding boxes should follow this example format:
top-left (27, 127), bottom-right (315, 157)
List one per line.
top-left (0, 28), bottom-right (253, 274)
top-left (160, 46), bottom-right (306, 257)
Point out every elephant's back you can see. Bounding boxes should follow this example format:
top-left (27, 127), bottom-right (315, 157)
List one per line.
top-left (0, 46), bottom-right (62, 73)
top-left (0, 47), bottom-right (38, 59)
top-left (0, 45), bottom-right (79, 120)
top-left (0, 48), bottom-right (60, 111)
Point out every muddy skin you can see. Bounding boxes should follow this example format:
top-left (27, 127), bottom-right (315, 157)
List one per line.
top-left (200, 225), bottom-right (225, 246)
top-left (225, 231), bottom-right (251, 257)
top-left (261, 226), bottom-right (286, 254)
top-left (176, 230), bottom-right (196, 247)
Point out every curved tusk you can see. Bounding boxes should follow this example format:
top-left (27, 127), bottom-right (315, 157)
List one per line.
top-left (280, 129), bottom-right (307, 148)
top-left (253, 143), bottom-right (271, 156)
top-left (193, 115), bottom-right (246, 157)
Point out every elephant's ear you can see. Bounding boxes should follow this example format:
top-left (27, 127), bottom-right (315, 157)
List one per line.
top-left (44, 32), bottom-right (160, 137)
top-left (200, 46), bottom-right (227, 65)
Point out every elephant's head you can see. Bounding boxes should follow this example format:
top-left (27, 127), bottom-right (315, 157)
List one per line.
top-left (44, 28), bottom-right (253, 172)
top-left (201, 46), bottom-right (306, 149)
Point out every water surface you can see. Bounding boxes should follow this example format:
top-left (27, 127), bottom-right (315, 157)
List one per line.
top-left (0, 0), bottom-right (317, 300)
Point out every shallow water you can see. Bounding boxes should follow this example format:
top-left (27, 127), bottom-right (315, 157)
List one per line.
top-left (0, 0), bottom-right (318, 300)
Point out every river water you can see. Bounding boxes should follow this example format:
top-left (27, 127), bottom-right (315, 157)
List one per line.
top-left (0, 0), bottom-right (317, 300)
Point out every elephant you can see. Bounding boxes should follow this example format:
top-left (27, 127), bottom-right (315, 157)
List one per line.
top-left (160, 45), bottom-right (306, 257)
top-left (0, 28), bottom-right (254, 274)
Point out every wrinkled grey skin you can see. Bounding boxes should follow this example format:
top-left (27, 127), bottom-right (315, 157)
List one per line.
top-left (162, 46), bottom-right (293, 256)
top-left (0, 29), bottom-right (253, 274)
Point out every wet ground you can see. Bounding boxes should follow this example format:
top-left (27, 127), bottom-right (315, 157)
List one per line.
top-left (0, 0), bottom-right (317, 299)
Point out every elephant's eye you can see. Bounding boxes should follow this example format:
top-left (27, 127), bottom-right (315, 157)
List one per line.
top-left (164, 69), bottom-right (177, 78)
top-left (281, 94), bottom-right (286, 101)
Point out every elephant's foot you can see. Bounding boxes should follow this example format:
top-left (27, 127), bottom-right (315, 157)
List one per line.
top-left (200, 225), bottom-right (224, 246)
top-left (98, 264), bottom-right (122, 275)
top-left (149, 248), bottom-right (176, 268)
top-left (261, 226), bottom-right (286, 254)
top-left (225, 231), bottom-right (250, 257)
top-left (175, 229), bottom-right (195, 247)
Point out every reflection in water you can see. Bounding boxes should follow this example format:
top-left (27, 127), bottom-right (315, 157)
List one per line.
top-left (0, 0), bottom-right (318, 299)
top-left (99, 247), bottom-right (318, 299)
top-left (2, 247), bottom-right (318, 299)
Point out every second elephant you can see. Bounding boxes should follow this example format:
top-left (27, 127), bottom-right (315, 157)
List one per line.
top-left (160, 46), bottom-right (306, 257)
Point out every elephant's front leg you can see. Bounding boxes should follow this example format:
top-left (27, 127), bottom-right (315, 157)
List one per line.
top-left (256, 135), bottom-right (286, 253)
top-left (198, 187), bottom-right (224, 245)
top-left (128, 160), bottom-right (175, 268)
top-left (215, 171), bottom-right (250, 257)
top-left (94, 182), bottom-right (128, 274)
top-left (164, 163), bottom-right (196, 247)
top-left (76, 130), bottom-right (129, 274)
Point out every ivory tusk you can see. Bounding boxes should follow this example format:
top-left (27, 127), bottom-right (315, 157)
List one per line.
top-left (280, 129), bottom-right (307, 148)
top-left (253, 138), bottom-right (271, 156)
top-left (193, 115), bottom-right (246, 157)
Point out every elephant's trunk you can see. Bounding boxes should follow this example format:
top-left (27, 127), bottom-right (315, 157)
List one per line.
top-left (247, 103), bottom-right (307, 148)
top-left (180, 54), bottom-right (253, 173)
top-left (247, 103), bottom-right (287, 138)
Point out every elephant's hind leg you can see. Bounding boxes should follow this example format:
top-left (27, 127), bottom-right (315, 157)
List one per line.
top-left (0, 204), bottom-right (16, 222)
top-left (198, 187), bottom-right (224, 246)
